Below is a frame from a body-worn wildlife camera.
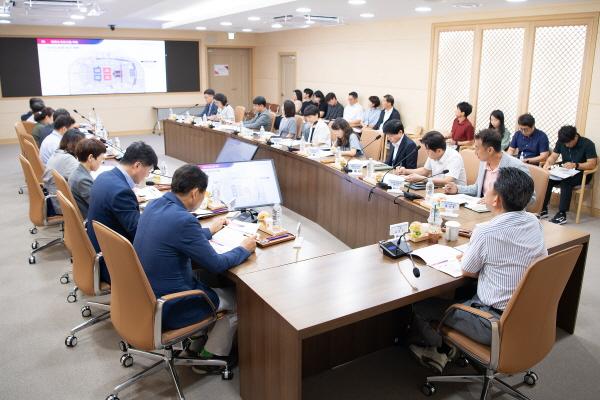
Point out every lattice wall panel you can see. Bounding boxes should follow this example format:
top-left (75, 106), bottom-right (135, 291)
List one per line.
top-left (528, 25), bottom-right (587, 145)
top-left (433, 30), bottom-right (475, 130)
top-left (476, 28), bottom-right (525, 133)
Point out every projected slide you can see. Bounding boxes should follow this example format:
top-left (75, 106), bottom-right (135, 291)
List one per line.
top-left (36, 38), bottom-right (167, 95)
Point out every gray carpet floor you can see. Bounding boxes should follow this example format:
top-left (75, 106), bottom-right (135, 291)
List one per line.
top-left (1, 134), bottom-right (599, 399)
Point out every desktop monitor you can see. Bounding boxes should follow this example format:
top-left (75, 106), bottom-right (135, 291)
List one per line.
top-left (198, 159), bottom-right (282, 210)
top-left (215, 138), bottom-right (258, 163)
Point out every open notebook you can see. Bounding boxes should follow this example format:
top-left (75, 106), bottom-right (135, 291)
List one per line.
top-left (411, 244), bottom-right (463, 278)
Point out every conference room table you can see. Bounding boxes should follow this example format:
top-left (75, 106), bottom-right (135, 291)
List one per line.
top-left (163, 120), bottom-right (590, 400)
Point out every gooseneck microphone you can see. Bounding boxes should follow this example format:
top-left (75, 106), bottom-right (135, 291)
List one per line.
top-left (377, 144), bottom-right (421, 190)
top-left (342, 134), bottom-right (382, 173)
top-left (403, 169), bottom-right (450, 201)
top-left (181, 103), bottom-right (200, 116)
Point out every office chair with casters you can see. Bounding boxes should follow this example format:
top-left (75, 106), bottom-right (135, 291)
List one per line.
top-left (420, 245), bottom-right (583, 400)
top-left (52, 170), bottom-right (85, 284)
top-left (20, 136), bottom-right (45, 187)
top-left (15, 122), bottom-right (37, 194)
top-left (56, 192), bottom-right (110, 347)
top-left (92, 221), bottom-right (233, 400)
top-left (459, 148), bottom-right (479, 186)
top-left (234, 106), bottom-right (245, 123)
top-left (22, 120), bottom-right (36, 135)
top-left (18, 155), bottom-right (64, 264)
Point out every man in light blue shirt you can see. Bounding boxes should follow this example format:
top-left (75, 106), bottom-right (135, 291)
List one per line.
top-left (243, 96), bottom-right (272, 131)
top-left (39, 115), bottom-right (74, 164)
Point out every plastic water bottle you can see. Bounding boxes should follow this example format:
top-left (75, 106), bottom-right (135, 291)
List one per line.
top-left (520, 152), bottom-right (525, 162)
top-left (272, 203), bottom-right (282, 228)
top-left (260, 125), bottom-right (265, 137)
top-left (203, 114), bottom-right (207, 123)
top-left (335, 147), bottom-right (342, 164)
top-left (425, 177), bottom-right (435, 201)
top-left (159, 160), bottom-right (168, 177)
top-left (212, 181), bottom-right (221, 202)
top-left (367, 158), bottom-right (375, 177)
top-left (168, 108), bottom-right (173, 116)
top-left (427, 204), bottom-right (442, 233)
top-left (113, 137), bottom-right (121, 151)
top-left (300, 137), bottom-right (306, 152)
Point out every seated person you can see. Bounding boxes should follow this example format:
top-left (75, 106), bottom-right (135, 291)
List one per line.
top-left (87, 141), bottom-right (158, 283)
top-left (507, 113), bottom-right (550, 164)
top-left (488, 109), bottom-right (511, 151)
top-left (331, 118), bottom-right (363, 157)
top-left (134, 164), bottom-right (256, 360)
top-left (395, 130), bottom-right (467, 186)
top-left (69, 138), bottom-right (107, 219)
top-left (42, 130), bottom-right (85, 215)
top-left (409, 167), bottom-right (547, 373)
top-left (383, 120), bottom-right (418, 169)
top-left (324, 92), bottom-right (344, 121)
top-left (277, 100), bottom-right (297, 138)
top-left (199, 89), bottom-right (218, 118)
top-left (541, 125), bottom-right (597, 224)
top-left (445, 101), bottom-right (474, 148)
top-left (313, 90), bottom-right (328, 118)
top-left (362, 96), bottom-right (381, 129)
top-left (373, 94), bottom-right (401, 130)
top-left (31, 107), bottom-right (54, 148)
top-left (210, 93), bottom-right (235, 122)
top-left (39, 115), bottom-right (75, 164)
top-left (444, 129), bottom-right (534, 204)
top-left (21, 97), bottom-right (45, 122)
top-left (243, 96), bottom-right (272, 131)
top-left (292, 89), bottom-right (303, 113)
top-left (343, 91), bottom-right (364, 133)
top-left (302, 105), bottom-right (331, 147)
top-left (300, 88), bottom-right (314, 115)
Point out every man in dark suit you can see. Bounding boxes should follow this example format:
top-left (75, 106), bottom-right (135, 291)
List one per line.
top-left (199, 88), bottom-right (218, 118)
top-left (87, 141), bottom-right (158, 283)
top-left (374, 94), bottom-right (401, 130)
top-left (134, 165), bottom-right (256, 359)
top-left (384, 120), bottom-right (418, 169)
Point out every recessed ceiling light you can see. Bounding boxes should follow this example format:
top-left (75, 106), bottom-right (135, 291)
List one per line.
top-left (452, 2), bottom-right (480, 8)
top-left (296, 7), bottom-right (311, 13)
top-left (415, 6), bottom-right (432, 12)
top-left (271, 23), bottom-right (283, 28)
top-left (220, 21), bottom-right (232, 26)
top-left (242, 28), bottom-right (253, 32)
top-left (360, 13), bottom-right (375, 18)
top-left (248, 16), bottom-right (261, 21)
top-left (195, 26), bottom-right (207, 30)
top-left (62, 21), bottom-right (75, 26)
top-left (348, 0), bottom-right (366, 5)
top-left (71, 14), bottom-right (85, 20)
top-left (0, 19), bottom-right (10, 24)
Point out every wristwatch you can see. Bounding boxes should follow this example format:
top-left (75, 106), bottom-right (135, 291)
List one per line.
top-left (575, 163), bottom-right (579, 170)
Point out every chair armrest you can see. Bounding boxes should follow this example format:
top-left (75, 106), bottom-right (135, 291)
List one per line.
top-left (438, 303), bottom-right (501, 370)
top-left (153, 289), bottom-right (217, 349)
top-left (582, 165), bottom-right (598, 175)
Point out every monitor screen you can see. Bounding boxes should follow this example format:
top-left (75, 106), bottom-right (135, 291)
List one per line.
top-left (198, 160), bottom-right (282, 210)
top-left (36, 38), bottom-right (167, 95)
top-left (215, 138), bottom-right (258, 163)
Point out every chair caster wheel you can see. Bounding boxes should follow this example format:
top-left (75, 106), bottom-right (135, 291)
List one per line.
top-left (31, 240), bottom-right (39, 249)
top-left (65, 335), bottom-right (78, 347)
top-left (67, 293), bottom-right (77, 303)
top-left (60, 273), bottom-right (70, 284)
top-left (221, 368), bottom-right (233, 380)
top-left (18, 188), bottom-right (23, 194)
top-left (118, 340), bottom-right (129, 353)
top-left (28, 256), bottom-right (36, 264)
top-left (106, 395), bottom-right (120, 400)
top-left (524, 371), bottom-right (538, 386)
top-left (120, 354), bottom-right (133, 368)
top-left (421, 382), bottom-right (436, 396)
top-left (29, 227), bottom-right (38, 234)
top-left (81, 305), bottom-right (92, 318)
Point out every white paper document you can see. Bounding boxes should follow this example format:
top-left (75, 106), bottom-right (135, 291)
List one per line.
top-left (90, 165), bottom-right (115, 180)
top-left (133, 186), bottom-right (164, 201)
top-left (549, 166), bottom-right (580, 181)
top-left (210, 226), bottom-right (246, 254)
top-left (411, 244), bottom-right (463, 278)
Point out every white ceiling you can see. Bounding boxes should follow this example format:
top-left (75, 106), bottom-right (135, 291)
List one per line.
top-left (0, 0), bottom-right (593, 33)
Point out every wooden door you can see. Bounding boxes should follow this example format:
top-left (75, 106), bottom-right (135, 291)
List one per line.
top-left (279, 54), bottom-right (297, 107)
top-left (207, 48), bottom-right (251, 109)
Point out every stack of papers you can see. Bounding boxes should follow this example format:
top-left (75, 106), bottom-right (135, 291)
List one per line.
top-left (210, 226), bottom-right (247, 254)
top-left (550, 166), bottom-right (580, 181)
top-left (134, 186), bottom-right (164, 201)
top-left (411, 244), bottom-right (463, 278)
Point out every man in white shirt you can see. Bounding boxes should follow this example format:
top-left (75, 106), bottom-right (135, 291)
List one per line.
top-left (39, 115), bottom-right (75, 164)
top-left (343, 92), bottom-right (364, 133)
top-left (302, 105), bottom-right (331, 146)
top-left (395, 130), bottom-right (467, 186)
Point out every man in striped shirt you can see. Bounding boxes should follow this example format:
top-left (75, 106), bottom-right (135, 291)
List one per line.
top-left (409, 167), bottom-right (547, 373)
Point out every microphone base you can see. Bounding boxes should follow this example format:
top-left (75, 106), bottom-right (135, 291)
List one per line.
top-left (403, 191), bottom-right (424, 201)
top-left (379, 239), bottom-right (412, 259)
top-left (377, 182), bottom-right (391, 190)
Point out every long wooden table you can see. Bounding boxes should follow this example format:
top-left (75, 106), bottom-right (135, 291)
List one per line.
top-left (163, 120), bottom-right (591, 400)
